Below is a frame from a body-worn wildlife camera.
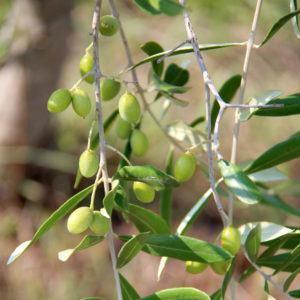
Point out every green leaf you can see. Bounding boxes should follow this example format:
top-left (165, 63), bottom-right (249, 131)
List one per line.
top-left (103, 180), bottom-right (119, 216)
top-left (221, 257), bottom-right (237, 300)
top-left (248, 167), bottom-right (288, 182)
top-left (159, 0), bottom-right (184, 16)
top-left (113, 165), bottom-right (179, 191)
top-left (257, 252), bottom-right (300, 272)
top-left (263, 281), bottom-right (276, 300)
top-left (238, 90), bottom-right (282, 121)
top-left (141, 41), bottom-right (164, 76)
top-left (290, 0), bottom-right (300, 37)
top-left (159, 91), bottom-right (189, 107)
top-left (210, 289), bottom-right (221, 300)
top-left (117, 232), bottom-right (149, 269)
top-left (126, 204), bottom-right (171, 234)
top-left (244, 134), bottom-right (300, 174)
top-left (190, 116), bottom-right (206, 128)
top-left (134, 0), bottom-right (161, 15)
top-left (211, 74), bottom-right (242, 131)
top-left (245, 224), bottom-right (261, 261)
top-left (119, 273), bottom-right (140, 300)
top-left (81, 298), bottom-right (106, 300)
top-left (289, 290), bottom-right (300, 298)
top-left (159, 148), bottom-right (174, 226)
top-left (7, 185), bottom-right (93, 264)
top-left (150, 72), bottom-right (191, 94)
top-left (254, 94), bottom-right (300, 117)
top-left (128, 42), bottom-right (247, 71)
top-left (141, 234), bottom-right (231, 263)
top-left (164, 63), bottom-right (189, 87)
top-left (284, 267), bottom-right (300, 291)
top-left (58, 235), bottom-right (105, 262)
top-left (141, 287), bottom-right (211, 300)
top-left (218, 160), bottom-right (261, 205)
top-left (258, 9), bottom-right (300, 47)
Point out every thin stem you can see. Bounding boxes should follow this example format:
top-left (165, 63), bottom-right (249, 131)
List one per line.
top-left (87, 120), bottom-right (96, 150)
top-left (157, 39), bottom-right (189, 63)
top-left (105, 144), bottom-right (132, 166)
top-left (90, 173), bottom-right (103, 210)
top-left (91, 1), bottom-right (122, 299)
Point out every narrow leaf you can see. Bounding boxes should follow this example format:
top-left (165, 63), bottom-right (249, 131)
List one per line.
top-left (113, 165), bottom-right (179, 191)
top-left (119, 273), bottom-right (140, 300)
top-left (141, 287), bottom-right (211, 300)
top-left (210, 289), bottom-right (221, 300)
top-left (284, 267), bottom-right (300, 291)
top-left (159, 0), bottom-right (184, 16)
top-left (117, 232), bottom-right (149, 269)
top-left (211, 74), bottom-right (242, 131)
top-left (221, 257), bottom-right (237, 300)
top-left (218, 160), bottom-right (261, 205)
top-left (159, 91), bottom-right (189, 107)
top-left (58, 235), bottom-right (105, 262)
top-left (134, 0), bottom-right (161, 15)
top-left (245, 224), bottom-right (261, 261)
top-left (290, 0), bottom-right (300, 37)
top-left (289, 290), bottom-right (300, 298)
top-left (141, 41), bottom-right (164, 76)
top-left (244, 134), bottom-right (300, 174)
top-left (7, 185), bottom-right (93, 264)
top-left (249, 167), bottom-right (288, 182)
top-left (103, 180), bottom-right (119, 216)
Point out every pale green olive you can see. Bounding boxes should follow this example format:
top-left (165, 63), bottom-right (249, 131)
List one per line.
top-left (186, 261), bottom-right (208, 274)
top-left (116, 118), bottom-right (132, 140)
top-left (210, 260), bottom-right (231, 275)
top-left (80, 53), bottom-right (94, 84)
top-left (67, 207), bottom-right (94, 234)
top-left (118, 93), bottom-right (140, 124)
top-left (99, 15), bottom-right (119, 36)
top-left (133, 181), bottom-right (155, 203)
top-left (79, 150), bottom-right (99, 178)
top-left (101, 78), bottom-right (121, 101)
top-left (89, 211), bottom-right (110, 235)
top-left (72, 89), bottom-right (91, 117)
top-left (221, 226), bottom-right (241, 256)
top-left (47, 88), bottom-right (72, 113)
top-left (130, 130), bottom-right (148, 156)
top-left (174, 152), bottom-right (196, 182)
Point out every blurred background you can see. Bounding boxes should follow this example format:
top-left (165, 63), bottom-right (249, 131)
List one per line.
top-left (0, 0), bottom-right (299, 299)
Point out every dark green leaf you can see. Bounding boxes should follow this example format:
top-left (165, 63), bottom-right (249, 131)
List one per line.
top-left (141, 287), bottom-right (210, 300)
top-left (244, 134), bottom-right (300, 174)
top-left (289, 290), bottom-right (300, 298)
top-left (190, 116), bottom-right (205, 127)
top-left (103, 180), bottom-right (119, 217)
top-left (127, 204), bottom-right (171, 234)
top-left (218, 160), bottom-right (261, 205)
top-left (254, 94), bottom-right (300, 117)
top-left (290, 0), bottom-right (300, 37)
top-left (113, 165), bottom-right (179, 191)
top-left (134, 0), bottom-right (161, 15)
top-left (160, 91), bottom-right (189, 107)
top-left (119, 273), bottom-right (140, 300)
top-left (245, 224), bottom-right (261, 261)
top-left (210, 289), bottom-right (221, 300)
top-left (117, 232), bottom-right (149, 269)
top-left (7, 185), bottom-right (93, 264)
top-left (128, 42), bottom-right (247, 71)
top-left (164, 63), bottom-right (189, 87)
top-left (221, 257), bottom-right (237, 300)
top-left (211, 74), bottom-right (241, 131)
top-left (284, 267), bottom-right (300, 291)
top-left (159, 0), bottom-right (184, 16)
top-left (58, 235), bottom-right (105, 262)
top-left (258, 9), bottom-right (300, 47)
top-left (141, 41), bottom-right (164, 76)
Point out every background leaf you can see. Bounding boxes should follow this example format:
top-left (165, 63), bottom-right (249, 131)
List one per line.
top-left (159, 0), bottom-right (184, 16)
top-left (119, 273), bottom-right (140, 300)
top-left (141, 41), bottom-right (164, 76)
top-left (133, 0), bottom-right (161, 15)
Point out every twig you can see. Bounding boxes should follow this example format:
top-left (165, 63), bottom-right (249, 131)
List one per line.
top-left (157, 39), bottom-right (189, 63)
top-left (91, 1), bottom-right (122, 299)
top-left (105, 144), bottom-right (132, 166)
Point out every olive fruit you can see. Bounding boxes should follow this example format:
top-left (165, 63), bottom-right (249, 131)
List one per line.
top-left (133, 181), bottom-right (155, 203)
top-left (130, 129), bottom-right (148, 156)
top-left (47, 88), bottom-right (72, 113)
top-left (89, 211), bottom-right (110, 235)
top-left (79, 149), bottom-right (99, 178)
top-left (118, 93), bottom-right (140, 124)
top-left (67, 207), bottom-right (93, 234)
top-left (210, 260), bottom-right (230, 275)
top-left (71, 89), bottom-right (91, 117)
top-left (116, 118), bottom-right (131, 140)
top-left (186, 261), bottom-right (208, 274)
top-left (174, 152), bottom-right (196, 182)
top-left (99, 15), bottom-right (119, 36)
top-left (101, 78), bottom-right (121, 101)
top-left (221, 226), bottom-right (241, 255)
top-left (80, 53), bottom-right (94, 84)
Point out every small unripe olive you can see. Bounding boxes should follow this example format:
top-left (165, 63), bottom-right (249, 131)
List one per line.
top-left (79, 150), bottom-right (99, 178)
top-left (47, 88), bottom-right (72, 113)
top-left (133, 181), bottom-right (155, 203)
top-left (67, 207), bottom-right (93, 234)
top-left (99, 15), bottom-right (119, 36)
top-left (210, 260), bottom-right (231, 275)
top-left (118, 93), bottom-right (140, 124)
top-left (221, 226), bottom-right (241, 255)
top-left (80, 53), bottom-right (94, 84)
top-left (72, 89), bottom-right (91, 117)
top-left (186, 261), bottom-right (208, 274)
top-left (130, 129), bottom-right (148, 156)
top-left (116, 118), bottom-right (132, 140)
top-left (101, 78), bottom-right (121, 101)
top-left (174, 152), bottom-right (196, 182)
top-left (89, 211), bottom-right (110, 235)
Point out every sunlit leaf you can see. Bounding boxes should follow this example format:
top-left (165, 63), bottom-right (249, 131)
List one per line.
top-left (119, 273), bottom-right (140, 300)
top-left (134, 0), bottom-right (161, 15)
top-left (245, 224), bottom-right (261, 261)
top-left (249, 167), bottom-right (288, 182)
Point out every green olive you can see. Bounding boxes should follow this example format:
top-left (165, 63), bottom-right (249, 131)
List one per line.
top-left (47, 88), bottom-right (72, 113)
top-left (210, 260), bottom-right (231, 275)
top-left (80, 53), bottom-right (94, 84)
top-left (101, 78), bottom-right (121, 101)
top-left (118, 93), bottom-right (140, 124)
top-left (174, 152), bottom-right (196, 182)
top-left (130, 129), bottom-right (148, 156)
top-left (99, 15), bottom-right (119, 36)
top-left (186, 261), bottom-right (208, 274)
top-left (116, 118), bottom-right (132, 140)
top-left (221, 226), bottom-right (241, 255)
top-left (67, 207), bottom-right (94, 234)
top-left (133, 181), bottom-right (155, 203)
top-left (71, 89), bottom-right (91, 117)
top-left (89, 211), bottom-right (110, 235)
top-left (79, 149), bottom-right (99, 178)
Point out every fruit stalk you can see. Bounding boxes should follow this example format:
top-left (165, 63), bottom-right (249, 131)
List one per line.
top-left (91, 1), bottom-right (122, 299)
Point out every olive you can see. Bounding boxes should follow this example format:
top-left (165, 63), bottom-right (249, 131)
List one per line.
top-left (72, 89), bottom-right (91, 117)
top-left (99, 15), bottom-right (119, 36)
top-left (174, 152), bottom-right (196, 182)
top-left (133, 181), bottom-right (155, 203)
top-left (89, 211), bottom-right (110, 235)
top-left (118, 92), bottom-right (140, 124)
top-left (47, 88), bottom-right (72, 113)
top-left (80, 53), bottom-right (94, 84)
top-left (130, 129), bottom-right (148, 156)
top-left (101, 78), bottom-right (121, 101)
top-left (67, 207), bottom-right (94, 234)
top-left (79, 149), bottom-right (99, 178)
